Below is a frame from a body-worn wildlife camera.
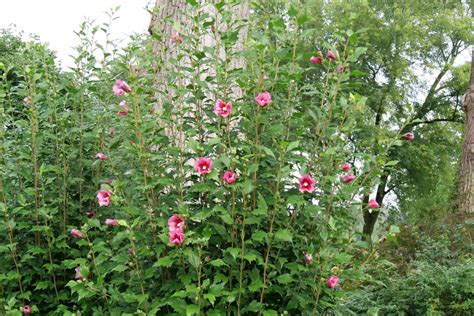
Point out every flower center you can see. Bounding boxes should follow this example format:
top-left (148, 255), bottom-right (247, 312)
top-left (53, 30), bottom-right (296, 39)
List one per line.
top-left (222, 106), bottom-right (227, 111)
top-left (303, 182), bottom-right (308, 186)
top-left (202, 165), bottom-right (207, 170)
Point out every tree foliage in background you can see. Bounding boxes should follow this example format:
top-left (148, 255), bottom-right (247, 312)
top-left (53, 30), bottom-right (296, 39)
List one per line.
top-left (304, 0), bottom-right (472, 237)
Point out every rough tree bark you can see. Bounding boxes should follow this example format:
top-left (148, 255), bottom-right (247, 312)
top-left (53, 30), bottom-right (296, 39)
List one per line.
top-left (148, 0), bottom-right (249, 147)
top-left (459, 47), bottom-right (474, 217)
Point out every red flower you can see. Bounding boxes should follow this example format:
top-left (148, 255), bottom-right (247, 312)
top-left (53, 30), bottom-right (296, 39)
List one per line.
top-left (223, 170), bottom-right (237, 184)
top-left (326, 275), bottom-right (339, 289)
top-left (402, 132), bottom-right (414, 141)
top-left (340, 162), bottom-right (351, 172)
top-left (194, 157), bottom-right (213, 175)
top-left (342, 174), bottom-right (356, 184)
top-left (368, 199), bottom-right (380, 209)
top-left (255, 92), bottom-right (272, 107)
top-left (327, 50), bottom-right (337, 60)
top-left (298, 175), bottom-right (316, 193)
top-left (214, 99), bottom-right (232, 117)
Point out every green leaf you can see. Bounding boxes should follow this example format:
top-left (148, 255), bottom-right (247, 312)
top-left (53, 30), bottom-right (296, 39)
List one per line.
top-left (385, 160), bottom-right (399, 166)
top-left (117, 219), bottom-right (128, 227)
top-left (156, 256), bottom-right (174, 267)
top-left (112, 264), bottom-right (128, 272)
top-left (276, 273), bottom-right (293, 284)
top-left (186, 304), bottom-right (199, 315)
top-left (210, 259), bottom-right (228, 267)
top-left (252, 230), bottom-right (267, 242)
top-left (275, 229), bottom-right (292, 242)
top-left (204, 293), bottom-right (216, 306)
top-left (286, 141), bottom-right (299, 152)
top-left (185, 0), bottom-right (198, 7)
top-left (389, 225), bottom-right (400, 234)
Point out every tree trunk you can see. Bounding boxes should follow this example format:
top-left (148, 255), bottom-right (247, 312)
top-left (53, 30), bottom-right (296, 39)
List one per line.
top-left (148, 0), bottom-right (249, 147)
top-left (458, 47), bottom-right (474, 217)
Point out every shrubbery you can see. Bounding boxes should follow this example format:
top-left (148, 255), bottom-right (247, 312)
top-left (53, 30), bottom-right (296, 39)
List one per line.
top-left (344, 227), bottom-right (474, 315)
top-left (0, 1), bottom-right (472, 315)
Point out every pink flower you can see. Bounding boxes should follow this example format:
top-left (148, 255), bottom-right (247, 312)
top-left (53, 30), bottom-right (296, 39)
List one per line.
top-left (337, 64), bottom-right (344, 74)
top-left (97, 190), bottom-right (111, 207)
top-left (342, 174), bottom-right (356, 184)
top-left (310, 56), bottom-right (323, 64)
top-left (22, 97), bottom-right (29, 106)
top-left (304, 253), bottom-right (313, 265)
top-left (23, 305), bottom-right (31, 315)
top-left (169, 230), bottom-right (185, 245)
top-left (85, 211), bottom-right (96, 218)
top-left (214, 99), bottom-right (232, 117)
top-left (117, 110), bottom-right (128, 116)
top-left (327, 50), bottom-right (337, 60)
top-left (326, 275), bottom-right (339, 289)
top-left (255, 92), bottom-right (272, 107)
top-left (223, 170), bottom-right (237, 184)
top-left (368, 199), bottom-right (380, 209)
top-left (70, 229), bottom-right (83, 238)
top-left (105, 218), bottom-right (119, 227)
top-left (75, 266), bottom-right (83, 280)
top-left (95, 153), bottom-right (108, 161)
top-left (112, 80), bottom-right (131, 97)
top-left (168, 214), bottom-right (185, 232)
top-left (119, 100), bottom-right (130, 111)
top-left (340, 162), bottom-right (351, 172)
top-left (194, 157), bottom-right (212, 175)
top-left (298, 174), bottom-right (316, 193)
top-left (171, 32), bottom-right (183, 44)
top-left (402, 132), bottom-right (414, 141)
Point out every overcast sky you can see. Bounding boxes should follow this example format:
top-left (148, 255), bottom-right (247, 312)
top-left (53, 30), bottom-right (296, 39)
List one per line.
top-left (0, 0), bottom-right (152, 69)
top-left (0, 0), bottom-right (469, 71)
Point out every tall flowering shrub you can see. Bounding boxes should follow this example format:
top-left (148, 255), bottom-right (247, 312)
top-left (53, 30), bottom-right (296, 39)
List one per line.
top-left (0, 2), bottom-right (406, 315)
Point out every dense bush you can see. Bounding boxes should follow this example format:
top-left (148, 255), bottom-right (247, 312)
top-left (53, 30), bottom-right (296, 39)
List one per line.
top-left (345, 257), bottom-right (474, 315)
top-left (344, 221), bottom-right (474, 315)
top-left (0, 1), bottom-right (471, 315)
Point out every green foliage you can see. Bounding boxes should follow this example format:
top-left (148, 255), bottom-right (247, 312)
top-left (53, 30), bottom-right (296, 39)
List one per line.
top-left (344, 223), bottom-right (474, 315)
top-left (346, 259), bottom-right (474, 315)
top-left (0, 0), bottom-right (471, 315)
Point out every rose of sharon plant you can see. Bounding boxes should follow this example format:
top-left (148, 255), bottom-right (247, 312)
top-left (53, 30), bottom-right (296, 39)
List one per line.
top-left (112, 79), bottom-right (131, 96)
top-left (105, 218), bottom-right (119, 227)
top-left (342, 174), bottom-right (356, 184)
top-left (194, 157), bottom-right (212, 175)
top-left (214, 99), bottom-right (232, 117)
top-left (223, 170), bottom-right (237, 184)
top-left (298, 174), bottom-right (316, 193)
top-left (368, 199), bottom-right (380, 209)
top-left (255, 91), bottom-right (272, 106)
top-left (326, 275), bottom-right (339, 289)
top-left (402, 132), bottom-right (415, 141)
top-left (341, 162), bottom-right (351, 172)
top-left (0, 5), bottom-right (401, 315)
top-left (96, 152), bottom-right (108, 160)
top-left (97, 190), bottom-right (111, 207)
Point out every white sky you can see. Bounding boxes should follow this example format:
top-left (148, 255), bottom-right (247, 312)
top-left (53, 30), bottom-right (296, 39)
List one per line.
top-left (0, 1), bottom-right (470, 71)
top-left (0, 0), bottom-right (153, 69)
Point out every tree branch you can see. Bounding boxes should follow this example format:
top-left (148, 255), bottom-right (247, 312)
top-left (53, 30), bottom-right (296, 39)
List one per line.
top-left (409, 117), bottom-right (462, 127)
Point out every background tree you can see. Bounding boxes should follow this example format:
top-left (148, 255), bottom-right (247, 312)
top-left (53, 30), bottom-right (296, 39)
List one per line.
top-left (459, 48), bottom-right (474, 218)
top-left (304, 0), bottom-right (472, 239)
